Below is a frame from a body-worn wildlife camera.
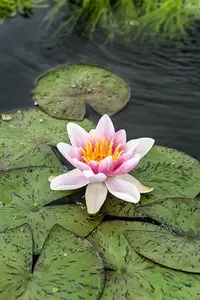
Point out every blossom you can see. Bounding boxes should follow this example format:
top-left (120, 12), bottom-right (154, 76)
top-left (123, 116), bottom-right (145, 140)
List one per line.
top-left (50, 115), bottom-right (154, 214)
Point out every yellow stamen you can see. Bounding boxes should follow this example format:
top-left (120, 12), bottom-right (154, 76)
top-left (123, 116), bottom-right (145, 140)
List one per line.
top-left (80, 136), bottom-right (123, 164)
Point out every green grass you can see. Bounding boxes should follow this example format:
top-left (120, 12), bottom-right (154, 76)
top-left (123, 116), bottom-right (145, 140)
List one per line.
top-left (45, 0), bottom-right (200, 40)
top-left (1, 0), bottom-right (200, 40)
top-left (0, 0), bottom-right (48, 23)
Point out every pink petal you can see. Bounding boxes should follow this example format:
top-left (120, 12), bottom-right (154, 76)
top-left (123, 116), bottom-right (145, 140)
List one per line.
top-left (85, 183), bottom-right (108, 214)
top-left (95, 114), bottom-right (115, 141)
top-left (105, 177), bottom-right (140, 203)
top-left (71, 158), bottom-right (91, 171)
top-left (88, 161), bottom-right (100, 174)
top-left (112, 154), bottom-right (140, 176)
top-left (50, 169), bottom-right (89, 190)
top-left (98, 156), bottom-right (113, 175)
top-left (123, 139), bottom-right (140, 159)
top-left (112, 157), bottom-right (124, 172)
top-left (114, 129), bottom-right (126, 146)
top-left (67, 123), bottom-right (90, 147)
top-left (134, 138), bottom-right (155, 158)
top-left (57, 142), bottom-right (75, 160)
top-left (82, 170), bottom-right (107, 183)
top-left (57, 143), bottom-right (91, 171)
top-left (118, 174), bottom-right (154, 193)
top-left (124, 138), bottom-right (155, 159)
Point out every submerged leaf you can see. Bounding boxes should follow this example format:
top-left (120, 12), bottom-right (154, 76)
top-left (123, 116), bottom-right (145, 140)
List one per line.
top-left (0, 108), bottom-right (93, 170)
top-left (88, 221), bottom-right (200, 300)
top-left (132, 146), bottom-right (200, 204)
top-left (0, 225), bottom-right (105, 300)
top-left (33, 64), bottom-right (130, 120)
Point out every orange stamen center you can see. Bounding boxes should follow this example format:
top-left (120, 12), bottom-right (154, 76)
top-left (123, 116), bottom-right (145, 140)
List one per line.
top-left (80, 136), bottom-right (123, 164)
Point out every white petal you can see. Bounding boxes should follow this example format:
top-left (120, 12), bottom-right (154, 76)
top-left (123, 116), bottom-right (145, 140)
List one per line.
top-left (50, 169), bottom-right (89, 190)
top-left (85, 183), bottom-right (108, 214)
top-left (118, 174), bottom-right (154, 193)
top-left (125, 138), bottom-right (155, 158)
top-left (95, 114), bottom-right (115, 141)
top-left (105, 177), bottom-right (140, 203)
top-left (83, 170), bottom-right (107, 183)
top-left (112, 154), bottom-right (140, 176)
top-left (67, 123), bottom-right (90, 147)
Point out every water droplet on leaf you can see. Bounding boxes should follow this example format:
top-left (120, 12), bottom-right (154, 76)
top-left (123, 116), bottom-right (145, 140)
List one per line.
top-left (1, 114), bottom-right (13, 121)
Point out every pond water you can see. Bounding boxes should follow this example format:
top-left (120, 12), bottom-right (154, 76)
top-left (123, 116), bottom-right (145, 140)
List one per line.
top-left (0, 8), bottom-right (200, 160)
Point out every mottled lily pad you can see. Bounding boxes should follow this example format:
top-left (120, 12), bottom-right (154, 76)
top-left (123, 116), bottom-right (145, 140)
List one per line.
top-left (0, 166), bottom-right (72, 206)
top-left (128, 198), bottom-right (200, 272)
top-left (0, 108), bottom-right (93, 170)
top-left (102, 194), bottom-right (136, 217)
top-left (88, 221), bottom-right (200, 300)
top-left (33, 64), bottom-right (130, 120)
top-left (102, 145), bottom-right (200, 217)
top-left (132, 146), bottom-right (200, 205)
top-left (0, 224), bottom-right (105, 300)
top-left (0, 204), bottom-right (103, 255)
top-left (0, 167), bottom-right (103, 253)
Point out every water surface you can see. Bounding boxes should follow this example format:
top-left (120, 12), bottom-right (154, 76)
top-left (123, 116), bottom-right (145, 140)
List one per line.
top-left (0, 9), bottom-right (200, 159)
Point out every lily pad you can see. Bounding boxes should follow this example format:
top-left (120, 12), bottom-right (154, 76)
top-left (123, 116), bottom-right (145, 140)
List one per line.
top-left (102, 195), bottom-right (136, 217)
top-left (0, 166), bottom-right (72, 206)
top-left (132, 146), bottom-right (200, 205)
top-left (33, 64), bottom-right (130, 120)
top-left (88, 221), bottom-right (200, 300)
top-left (0, 204), bottom-right (103, 254)
top-left (128, 198), bottom-right (200, 272)
top-left (0, 108), bottom-right (93, 170)
top-left (0, 224), bottom-right (105, 300)
top-left (0, 166), bottom-right (103, 253)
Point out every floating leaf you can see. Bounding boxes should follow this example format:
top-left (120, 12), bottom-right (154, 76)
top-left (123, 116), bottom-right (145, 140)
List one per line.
top-left (128, 198), bottom-right (200, 272)
top-left (0, 204), bottom-right (103, 254)
top-left (102, 195), bottom-right (136, 217)
top-left (88, 221), bottom-right (200, 300)
top-left (33, 64), bottom-right (130, 120)
top-left (0, 225), bottom-right (105, 300)
top-left (0, 224), bottom-right (33, 299)
top-left (0, 108), bottom-right (93, 170)
top-left (0, 166), bottom-right (72, 206)
top-left (132, 146), bottom-right (200, 205)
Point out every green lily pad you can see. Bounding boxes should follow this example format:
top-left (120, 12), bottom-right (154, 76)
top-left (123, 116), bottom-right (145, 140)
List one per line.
top-left (102, 195), bottom-right (136, 217)
top-left (0, 224), bottom-right (105, 300)
top-left (0, 166), bottom-right (103, 254)
top-left (132, 146), bottom-right (200, 205)
top-left (33, 64), bottom-right (130, 120)
top-left (128, 198), bottom-right (200, 272)
top-left (0, 205), bottom-right (103, 254)
top-left (0, 108), bottom-right (93, 170)
top-left (88, 221), bottom-right (200, 300)
top-left (0, 166), bottom-right (72, 206)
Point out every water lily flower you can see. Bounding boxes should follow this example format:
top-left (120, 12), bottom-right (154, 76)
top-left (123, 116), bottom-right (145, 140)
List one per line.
top-left (50, 115), bottom-right (154, 214)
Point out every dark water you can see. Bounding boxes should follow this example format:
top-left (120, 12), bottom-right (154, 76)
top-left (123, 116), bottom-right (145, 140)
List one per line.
top-left (0, 9), bottom-right (200, 160)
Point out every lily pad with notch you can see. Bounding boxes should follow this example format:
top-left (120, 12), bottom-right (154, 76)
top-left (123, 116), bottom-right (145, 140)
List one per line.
top-left (0, 108), bottom-right (93, 170)
top-left (132, 146), bottom-right (200, 205)
top-left (33, 64), bottom-right (130, 120)
top-left (88, 221), bottom-right (200, 300)
top-left (0, 167), bottom-right (103, 254)
top-left (0, 224), bottom-right (105, 300)
top-left (127, 198), bottom-right (200, 272)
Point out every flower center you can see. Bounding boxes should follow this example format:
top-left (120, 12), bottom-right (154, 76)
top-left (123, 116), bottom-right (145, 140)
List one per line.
top-left (80, 136), bottom-right (123, 164)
